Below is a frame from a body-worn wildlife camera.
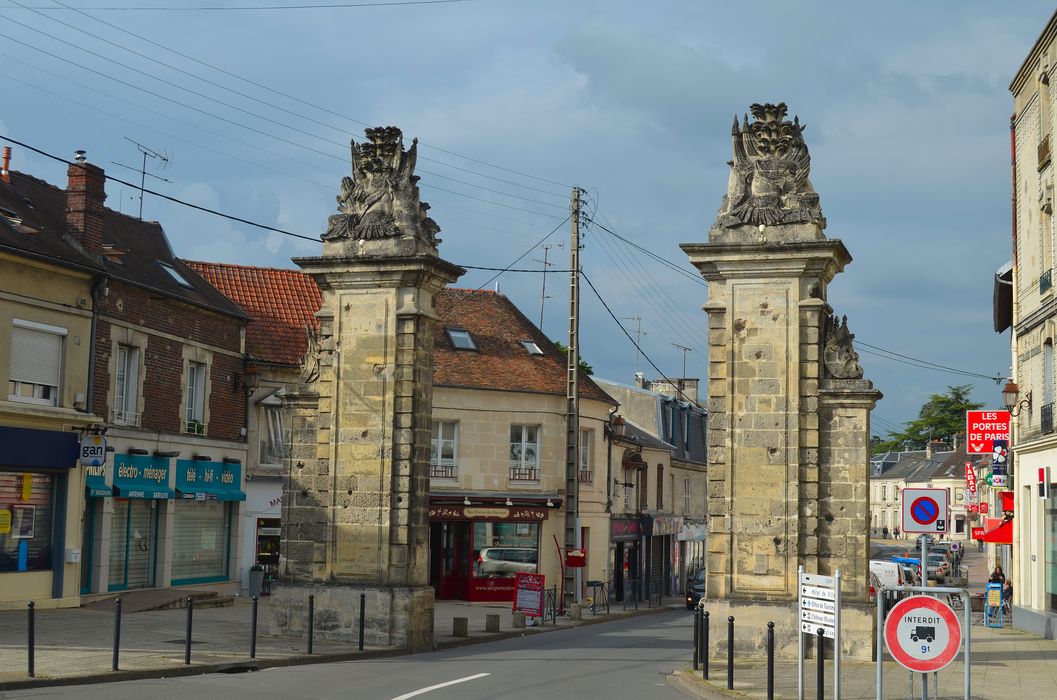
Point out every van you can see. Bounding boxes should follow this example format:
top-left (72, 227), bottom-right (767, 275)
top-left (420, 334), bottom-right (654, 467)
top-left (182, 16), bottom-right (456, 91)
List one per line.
top-left (869, 560), bottom-right (904, 590)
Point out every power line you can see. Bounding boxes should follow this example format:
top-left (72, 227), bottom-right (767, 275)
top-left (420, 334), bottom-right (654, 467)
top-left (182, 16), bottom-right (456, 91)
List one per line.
top-left (856, 340), bottom-right (1003, 383)
top-left (11, 0), bottom-right (480, 12)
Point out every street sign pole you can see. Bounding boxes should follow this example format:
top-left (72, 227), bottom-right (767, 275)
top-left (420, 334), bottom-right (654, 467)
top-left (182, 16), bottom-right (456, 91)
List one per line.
top-left (834, 569), bottom-right (841, 700)
top-left (797, 564), bottom-right (803, 700)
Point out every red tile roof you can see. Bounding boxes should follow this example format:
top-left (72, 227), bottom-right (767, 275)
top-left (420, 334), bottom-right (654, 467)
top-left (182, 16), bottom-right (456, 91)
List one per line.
top-left (185, 261), bottom-right (321, 366)
top-left (187, 262), bottom-right (613, 403)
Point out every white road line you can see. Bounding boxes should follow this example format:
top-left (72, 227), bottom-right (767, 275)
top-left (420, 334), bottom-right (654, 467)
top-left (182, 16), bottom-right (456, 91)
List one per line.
top-left (390, 673), bottom-right (491, 700)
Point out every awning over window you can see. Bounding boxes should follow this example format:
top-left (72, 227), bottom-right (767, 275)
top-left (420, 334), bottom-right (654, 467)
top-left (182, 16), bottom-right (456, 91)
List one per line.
top-left (993, 261), bottom-right (1013, 333)
top-left (975, 517), bottom-right (1012, 544)
top-left (113, 454), bottom-right (174, 499)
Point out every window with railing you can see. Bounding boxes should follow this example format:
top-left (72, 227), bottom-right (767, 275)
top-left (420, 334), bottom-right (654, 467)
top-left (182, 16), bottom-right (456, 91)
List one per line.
top-left (578, 429), bottom-right (592, 483)
top-left (1040, 133), bottom-right (1052, 169)
top-left (509, 424), bottom-right (540, 481)
top-left (113, 345), bottom-right (141, 426)
top-left (1042, 269), bottom-right (1053, 295)
top-left (1043, 403), bottom-right (1054, 435)
top-left (185, 361), bottom-right (207, 435)
top-left (430, 421), bottom-right (458, 479)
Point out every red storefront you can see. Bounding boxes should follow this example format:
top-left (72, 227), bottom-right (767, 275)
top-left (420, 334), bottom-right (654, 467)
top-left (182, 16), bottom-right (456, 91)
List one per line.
top-left (428, 498), bottom-right (552, 602)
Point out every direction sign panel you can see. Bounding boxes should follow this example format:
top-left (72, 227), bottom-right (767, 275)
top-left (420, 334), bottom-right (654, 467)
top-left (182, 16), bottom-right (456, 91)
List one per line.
top-left (901, 488), bottom-right (949, 534)
top-left (883, 595), bottom-right (961, 672)
top-left (966, 410), bottom-right (1011, 454)
top-left (800, 620), bottom-right (834, 639)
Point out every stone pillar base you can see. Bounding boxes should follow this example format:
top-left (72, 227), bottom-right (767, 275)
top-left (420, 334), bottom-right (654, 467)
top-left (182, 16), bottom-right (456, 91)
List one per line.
top-left (269, 581), bottom-right (435, 652)
top-left (698, 598), bottom-right (875, 661)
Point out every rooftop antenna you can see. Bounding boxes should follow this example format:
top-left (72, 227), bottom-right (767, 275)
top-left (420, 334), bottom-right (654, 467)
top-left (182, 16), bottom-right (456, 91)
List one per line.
top-left (119, 137), bottom-right (170, 219)
top-left (620, 316), bottom-right (647, 374)
top-left (535, 242), bottom-right (563, 329)
top-left (671, 343), bottom-right (693, 391)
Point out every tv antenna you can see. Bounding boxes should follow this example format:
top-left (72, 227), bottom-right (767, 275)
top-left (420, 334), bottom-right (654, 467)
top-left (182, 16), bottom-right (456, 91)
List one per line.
top-left (534, 242), bottom-right (563, 329)
top-left (620, 316), bottom-right (647, 374)
top-left (115, 137), bottom-right (170, 219)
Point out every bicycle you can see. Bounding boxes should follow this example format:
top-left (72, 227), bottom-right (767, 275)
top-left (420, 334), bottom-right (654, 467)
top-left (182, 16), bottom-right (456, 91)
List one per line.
top-left (947, 592), bottom-right (964, 611)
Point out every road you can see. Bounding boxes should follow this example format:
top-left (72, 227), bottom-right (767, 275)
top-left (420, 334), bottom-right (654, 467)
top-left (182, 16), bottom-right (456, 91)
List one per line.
top-left (3, 610), bottom-right (693, 700)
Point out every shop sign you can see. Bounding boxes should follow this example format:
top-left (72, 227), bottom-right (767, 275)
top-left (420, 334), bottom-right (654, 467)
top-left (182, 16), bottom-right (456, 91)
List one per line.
top-left (176, 460), bottom-right (245, 501)
top-left (113, 454), bottom-right (173, 500)
top-left (610, 517), bottom-right (642, 542)
top-left (647, 515), bottom-right (684, 537)
top-left (428, 504), bottom-right (548, 521)
top-left (512, 572), bottom-right (545, 617)
top-left (0, 509), bottom-right (10, 535)
top-left (84, 463), bottom-right (111, 498)
top-left (79, 434), bottom-right (107, 467)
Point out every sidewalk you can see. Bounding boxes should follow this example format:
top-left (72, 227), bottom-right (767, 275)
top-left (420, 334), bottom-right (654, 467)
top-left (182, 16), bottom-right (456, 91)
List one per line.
top-left (672, 547), bottom-right (1053, 699)
top-left (0, 588), bottom-right (677, 689)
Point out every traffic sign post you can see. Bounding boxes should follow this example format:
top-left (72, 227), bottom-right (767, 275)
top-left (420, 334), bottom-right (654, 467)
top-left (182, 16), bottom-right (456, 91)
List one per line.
top-left (876, 586), bottom-right (971, 700)
top-left (901, 488), bottom-right (949, 534)
top-left (797, 567), bottom-right (841, 700)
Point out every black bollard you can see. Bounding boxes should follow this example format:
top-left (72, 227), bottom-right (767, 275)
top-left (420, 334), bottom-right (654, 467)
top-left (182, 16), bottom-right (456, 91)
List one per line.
top-left (27, 601), bottom-right (35, 678)
top-left (692, 606), bottom-right (700, 670)
top-left (766, 621), bottom-right (774, 700)
top-left (113, 598), bottom-right (123, 672)
top-left (816, 628), bottom-right (824, 700)
top-left (358, 592), bottom-right (366, 651)
top-left (184, 597), bottom-right (194, 665)
top-left (307, 594), bottom-right (315, 655)
top-left (702, 611), bottom-right (710, 680)
top-left (250, 595), bottom-right (259, 659)
top-left (727, 615), bottom-right (735, 690)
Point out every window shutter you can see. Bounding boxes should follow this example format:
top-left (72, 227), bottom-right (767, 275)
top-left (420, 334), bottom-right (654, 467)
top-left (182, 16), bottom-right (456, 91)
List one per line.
top-left (10, 326), bottom-right (62, 385)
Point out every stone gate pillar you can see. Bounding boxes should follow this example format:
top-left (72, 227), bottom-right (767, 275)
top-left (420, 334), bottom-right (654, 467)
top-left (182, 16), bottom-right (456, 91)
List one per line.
top-left (271, 127), bottom-right (463, 651)
top-left (682, 104), bottom-right (881, 660)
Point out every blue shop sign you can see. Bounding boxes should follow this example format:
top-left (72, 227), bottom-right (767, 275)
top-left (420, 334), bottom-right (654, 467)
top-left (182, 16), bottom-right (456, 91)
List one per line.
top-left (0, 425), bottom-right (78, 468)
top-left (85, 463), bottom-right (112, 498)
top-left (112, 454), bottom-right (174, 499)
top-left (176, 460), bottom-right (245, 502)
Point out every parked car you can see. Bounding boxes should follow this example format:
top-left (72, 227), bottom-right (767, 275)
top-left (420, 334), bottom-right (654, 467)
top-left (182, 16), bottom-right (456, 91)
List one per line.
top-left (686, 568), bottom-right (706, 610)
top-left (477, 547), bottom-right (537, 576)
top-left (926, 553), bottom-right (949, 582)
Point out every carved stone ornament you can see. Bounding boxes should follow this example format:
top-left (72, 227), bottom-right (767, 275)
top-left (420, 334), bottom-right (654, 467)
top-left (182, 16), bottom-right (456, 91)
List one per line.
top-left (321, 126), bottom-right (441, 246)
top-left (715, 103), bottom-right (824, 229)
top-left (298, 328), bottom-right (322, 385)
top-left (823, 314), bottom-right (864, 380)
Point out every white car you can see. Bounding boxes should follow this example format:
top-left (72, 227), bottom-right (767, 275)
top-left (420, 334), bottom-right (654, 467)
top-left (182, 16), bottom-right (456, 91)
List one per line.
top-left (477, 547), bottom-right (537, 575)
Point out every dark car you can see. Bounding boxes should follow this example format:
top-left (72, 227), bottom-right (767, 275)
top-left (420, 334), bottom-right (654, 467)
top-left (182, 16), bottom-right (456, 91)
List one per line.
top-left (685, 569), bottom-right (706, 610)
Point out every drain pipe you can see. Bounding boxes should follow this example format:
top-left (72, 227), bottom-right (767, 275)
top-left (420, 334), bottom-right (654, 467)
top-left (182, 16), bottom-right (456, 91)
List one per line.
top-left (85, 274), bottom-right (109, 415)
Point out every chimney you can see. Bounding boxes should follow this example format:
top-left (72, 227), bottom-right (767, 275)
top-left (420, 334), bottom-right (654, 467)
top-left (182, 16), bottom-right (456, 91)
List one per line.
top-left (1, 146), bottom-right (10, 184)
top-left (634, 372), bottom-right (646, 389)
top-left (66, 150), bottom-right (106, 256)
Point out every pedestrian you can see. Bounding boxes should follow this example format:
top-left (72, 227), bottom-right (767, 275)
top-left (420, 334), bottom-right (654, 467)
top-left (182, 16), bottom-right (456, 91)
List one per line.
top-left (989, 565), bottom-right (1006, 584)
top-left (882, 526), bottom-right (889, 539)
top-left (893, 527), bottom-right (900, 539)
top-left (1004, 578), bottom-right (1013, 602)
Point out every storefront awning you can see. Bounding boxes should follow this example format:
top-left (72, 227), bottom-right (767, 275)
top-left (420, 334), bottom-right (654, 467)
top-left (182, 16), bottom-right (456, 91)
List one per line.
top-left (85, 464), bottom-right (111, 498)
top-left (113, 454), bottom-right (173, 499)
top-left (975, 517), bottom-right (1013, 544)
top-left (175, 459), bottom-right (246, 502)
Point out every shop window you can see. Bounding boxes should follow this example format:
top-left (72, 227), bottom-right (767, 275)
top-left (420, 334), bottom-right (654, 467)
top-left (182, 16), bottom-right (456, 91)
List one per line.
top-left (0, 471), bottom-right (55, 572)
top-left (430, 421), bottom-right (458, 479)
top-left (172, 500), bottom-right (230, 584)
top-left (578, 429), bottom-right (592, 483)
top-left (509, 425), bottom-right (540, 481)
top-left (473, 521), bottom-right (539, 579)
top-left (113, 345), bottom-right (141, 426)
top-left (259, 403), bottom-right (285, 466)
top-left (185, 361), bottom-right (207, 435)
top-left (8, 320), bottom-right (65, 406)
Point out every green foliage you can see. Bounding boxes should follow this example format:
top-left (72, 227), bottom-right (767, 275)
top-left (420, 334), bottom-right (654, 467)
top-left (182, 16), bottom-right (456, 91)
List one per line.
top-left (872, 384), bottom-right (984, 454)
top-left (553, 340), bottom-right (594, 376)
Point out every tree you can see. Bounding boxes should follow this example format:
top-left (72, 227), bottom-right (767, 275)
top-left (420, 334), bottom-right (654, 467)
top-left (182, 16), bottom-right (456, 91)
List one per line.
top-left (872, 384), bottom-right (983, 454)
top-left (553, 340), bottom-right (594, 376)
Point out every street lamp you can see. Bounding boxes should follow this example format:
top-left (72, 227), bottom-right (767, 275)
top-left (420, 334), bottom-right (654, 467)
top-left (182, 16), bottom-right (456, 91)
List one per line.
top-left (1002, 380), bottom-right (1032, 417)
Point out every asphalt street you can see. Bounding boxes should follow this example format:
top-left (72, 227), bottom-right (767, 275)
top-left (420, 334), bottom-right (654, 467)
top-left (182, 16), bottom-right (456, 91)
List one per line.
top-left (0, 609), bottom-right (692, 700)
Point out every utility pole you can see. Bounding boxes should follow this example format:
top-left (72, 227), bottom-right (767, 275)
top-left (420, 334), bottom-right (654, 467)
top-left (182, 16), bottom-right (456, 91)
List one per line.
top-left (621, 316), bottom-right (646, 374)
top-left (535, 243), bottom-right (563, 330)
top-left (564, 187), bottom-right (582, 612)
top-left (672, 343), bottom-right (692, 400)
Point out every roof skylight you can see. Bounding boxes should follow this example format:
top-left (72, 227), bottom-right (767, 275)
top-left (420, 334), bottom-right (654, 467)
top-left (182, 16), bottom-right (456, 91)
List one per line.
top-left (520, 340), bottom-right (544, 355)
top-left (158, 261), bottom-right (193, 288)
top-left (446, 328), bottom-right (476, 351)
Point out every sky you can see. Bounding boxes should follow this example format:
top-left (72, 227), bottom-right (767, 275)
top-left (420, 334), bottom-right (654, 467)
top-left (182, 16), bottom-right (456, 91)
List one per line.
top-left (0, 0), bottom-right (1052, 438)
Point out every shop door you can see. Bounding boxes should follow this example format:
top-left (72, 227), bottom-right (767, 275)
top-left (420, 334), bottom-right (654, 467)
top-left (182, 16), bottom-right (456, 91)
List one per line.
top-left (80, 498), bottom-right (95, 594)
top-left (649, 536), bottom-right (663, 599)
top-left (436, 521), bottom-right (470, 600)
top-left (108, 499), bottom-right (156, 591)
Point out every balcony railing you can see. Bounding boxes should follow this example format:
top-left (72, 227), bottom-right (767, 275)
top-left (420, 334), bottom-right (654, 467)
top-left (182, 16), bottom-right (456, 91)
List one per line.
top-left (509, 465), bottom-right (540, 481)
top-left (578, 469), bottom-right (593, 484)
top-left (112, 408), bottom-right (141, 427)
top-left (1040, 134), bottom-right (1052, 170)
top-left (1042, 269), bottom-right (1053, 295)
top-left (185, 419), bottom-right (206, 436)
top-left (430, 461), bottom-right (458, 479)
top-left (1043, 402), bottom-right (1054, 435)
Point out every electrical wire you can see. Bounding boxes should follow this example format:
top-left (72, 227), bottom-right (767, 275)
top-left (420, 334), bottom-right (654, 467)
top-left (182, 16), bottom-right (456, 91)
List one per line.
top-left (9, 0), bottom-right (480, 12)
top-left (856, 340), bottom-right (1003, 384)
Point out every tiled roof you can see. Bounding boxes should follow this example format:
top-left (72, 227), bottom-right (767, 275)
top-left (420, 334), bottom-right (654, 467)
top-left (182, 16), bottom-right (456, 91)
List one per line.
top-left (0, 171), bottom-right (102, 271)
top-left (185, 261), bottom-right (322, 366)
top-left (186, 264), bottom-right (614, 403)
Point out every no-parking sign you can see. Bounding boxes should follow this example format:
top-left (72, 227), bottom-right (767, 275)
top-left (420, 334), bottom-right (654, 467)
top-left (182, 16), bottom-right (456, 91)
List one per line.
top-left (883, 595), bottom-right (962, 672)
top-left (901, 488), bottom-right (949, 534)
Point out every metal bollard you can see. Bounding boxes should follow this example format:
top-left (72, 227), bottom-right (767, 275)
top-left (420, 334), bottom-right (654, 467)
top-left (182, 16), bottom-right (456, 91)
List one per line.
top-left (27, 601), bottom-right (35, 678)
top-left (184, 597), bottom-right (194, 665)
top-left (766, 621), bottom-right (774, 700)
top-left (727, 615), bottom-right (735, 690)
top-left (250, 595), bottom-right (259, 659)
top-left (113, 598), bottom-right (123, 671)
top-left (702, 611), bottom-right (710, 680)
top-left (816, 627), bottom-right (824, 700)
top-left (307, 593), bottom-right (315, 654)
top-left (358, 592), bottom-right (366, 651)
top-left (692, 606), bottom-right (700, 670)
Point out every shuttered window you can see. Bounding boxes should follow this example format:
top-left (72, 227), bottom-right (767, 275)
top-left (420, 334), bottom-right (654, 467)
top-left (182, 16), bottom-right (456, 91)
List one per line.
top-left (8, 321), bottom-right (65, 406)
top-left (172, 500), bottom-right (230, 583)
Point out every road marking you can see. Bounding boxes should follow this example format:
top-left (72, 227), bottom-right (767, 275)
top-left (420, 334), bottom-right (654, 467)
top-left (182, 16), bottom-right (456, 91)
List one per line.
top-left (391, 673), bottom-right (491, 699)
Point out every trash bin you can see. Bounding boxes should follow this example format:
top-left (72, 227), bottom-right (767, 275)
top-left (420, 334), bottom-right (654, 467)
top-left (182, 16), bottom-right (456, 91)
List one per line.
top-left (249, 567), bottom-right (265, 597)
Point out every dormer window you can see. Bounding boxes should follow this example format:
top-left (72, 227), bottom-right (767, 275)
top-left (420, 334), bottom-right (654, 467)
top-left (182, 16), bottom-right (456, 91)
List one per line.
top-left (520, 340), bottom-right (544, 355)
top-left (446, 328), bottom-right (476, 351)
top-left (158, 261), bottom-right (193, 288)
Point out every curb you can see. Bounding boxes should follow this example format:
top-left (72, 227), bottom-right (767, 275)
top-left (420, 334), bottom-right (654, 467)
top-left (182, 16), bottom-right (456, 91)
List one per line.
top-left (0, 604), bottom-right (676, 691)
top-left (666, 668), bottom-right (749, 700)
